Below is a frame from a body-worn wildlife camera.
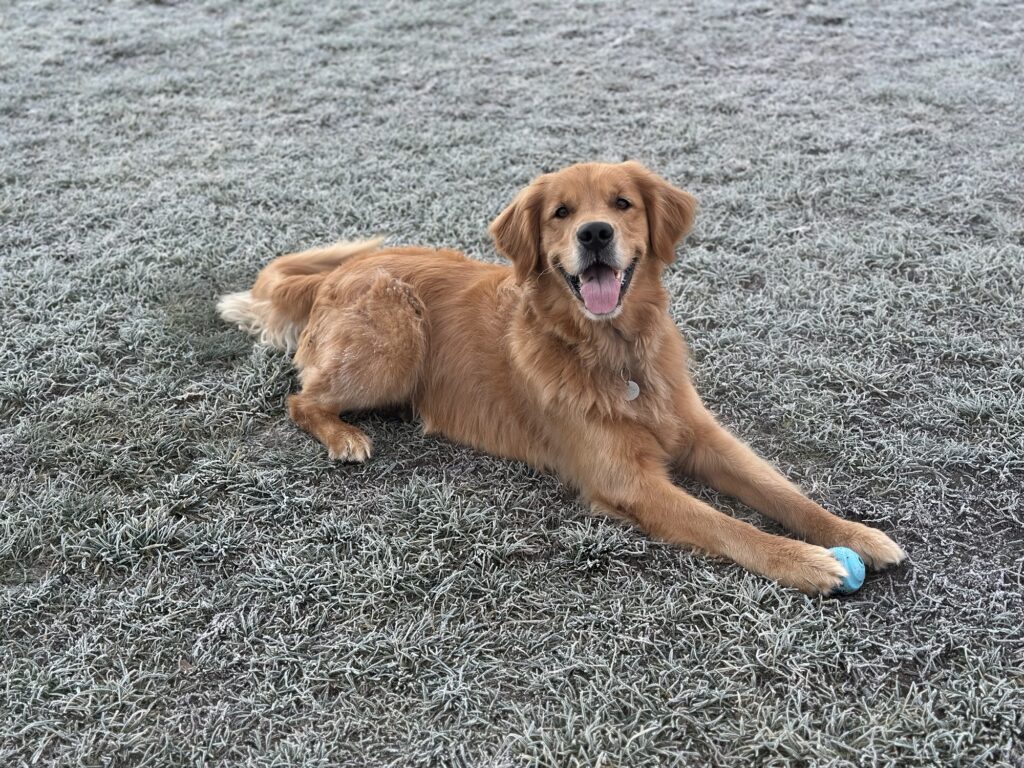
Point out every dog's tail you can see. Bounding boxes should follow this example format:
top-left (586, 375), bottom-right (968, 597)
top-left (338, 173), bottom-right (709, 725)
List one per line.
top-left (217, 238), bottom-right (384, 353)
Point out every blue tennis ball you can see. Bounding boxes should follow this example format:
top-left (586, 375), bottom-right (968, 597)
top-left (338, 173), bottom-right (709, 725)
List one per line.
top-left (829, 546), bottom-right (865, 595)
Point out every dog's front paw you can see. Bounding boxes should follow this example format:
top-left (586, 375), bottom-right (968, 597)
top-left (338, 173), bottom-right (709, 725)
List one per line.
top-left (766, 540), bottom-right (849, 595)
top-left (326, 428), bottom-right (373, 463)
top-left (841, 523), bottom-right (906, 570)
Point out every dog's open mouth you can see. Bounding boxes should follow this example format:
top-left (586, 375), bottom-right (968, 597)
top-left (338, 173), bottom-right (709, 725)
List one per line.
top-left (560, 260), bottom-right (637, 316)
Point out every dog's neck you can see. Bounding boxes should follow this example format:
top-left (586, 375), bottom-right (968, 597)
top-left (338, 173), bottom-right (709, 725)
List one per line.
top-left (512, 277), bottom-right (672, 415)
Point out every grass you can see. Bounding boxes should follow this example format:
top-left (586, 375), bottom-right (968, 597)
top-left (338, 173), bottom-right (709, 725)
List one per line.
top-left (2, 1), bottom-right (1022, 765)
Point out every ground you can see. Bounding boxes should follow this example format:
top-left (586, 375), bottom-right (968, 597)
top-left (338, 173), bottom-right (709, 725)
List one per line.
top-left (2, 1), bottom-right (1022, 766)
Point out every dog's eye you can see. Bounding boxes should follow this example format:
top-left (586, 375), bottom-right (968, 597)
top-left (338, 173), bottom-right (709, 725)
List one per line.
top-left (615, 197), bottom-right (631, 210)
top-left (553, 205), bottom-right (570, 219)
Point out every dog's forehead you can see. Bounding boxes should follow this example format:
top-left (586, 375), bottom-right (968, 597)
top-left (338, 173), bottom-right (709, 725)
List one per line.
top-left (544, 163), bottom-right (639, 203)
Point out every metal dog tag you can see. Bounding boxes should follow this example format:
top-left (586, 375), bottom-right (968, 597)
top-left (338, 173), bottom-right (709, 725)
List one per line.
top-left (624, 379), bottom-right (640, 401)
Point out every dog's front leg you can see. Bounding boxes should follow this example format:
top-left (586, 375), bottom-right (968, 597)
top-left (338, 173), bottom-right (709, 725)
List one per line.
top-left (679, 413), bottom-right (906, 571)
top-left (585, 469), bottom-right (848, 595)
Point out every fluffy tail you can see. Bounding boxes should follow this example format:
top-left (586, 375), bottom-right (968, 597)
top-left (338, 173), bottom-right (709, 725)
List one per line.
top-left (217, 238), bottom-right (383, 352)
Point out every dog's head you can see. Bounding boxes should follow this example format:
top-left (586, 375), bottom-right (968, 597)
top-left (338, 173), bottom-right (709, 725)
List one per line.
top-left (489, 161), bottom-right (696, 320)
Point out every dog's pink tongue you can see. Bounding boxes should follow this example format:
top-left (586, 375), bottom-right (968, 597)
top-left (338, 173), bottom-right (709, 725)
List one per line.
top-left (579, 265), bottom-right (620, 315)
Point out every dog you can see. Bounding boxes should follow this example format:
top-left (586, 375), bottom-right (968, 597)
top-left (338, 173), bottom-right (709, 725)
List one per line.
top-left (218, 161), bottom-right (905, 594)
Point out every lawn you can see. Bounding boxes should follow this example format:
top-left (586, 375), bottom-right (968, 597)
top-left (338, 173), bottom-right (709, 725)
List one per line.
top-left (2, 1), bottom-right (1022, 765)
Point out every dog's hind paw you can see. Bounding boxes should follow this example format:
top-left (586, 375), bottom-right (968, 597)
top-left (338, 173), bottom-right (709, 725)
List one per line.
top-left (326, 428), bottom-right (373, 463)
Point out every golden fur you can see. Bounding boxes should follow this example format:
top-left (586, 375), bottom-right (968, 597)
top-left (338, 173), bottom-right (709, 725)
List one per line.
top-left (218, 161), bottom-right (905, 593)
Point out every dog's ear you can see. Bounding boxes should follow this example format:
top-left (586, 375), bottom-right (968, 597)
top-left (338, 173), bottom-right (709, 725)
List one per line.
top-left (489, 180), bottom-right (545, 284)
top-left (624, 161), bottom-right (697, 264)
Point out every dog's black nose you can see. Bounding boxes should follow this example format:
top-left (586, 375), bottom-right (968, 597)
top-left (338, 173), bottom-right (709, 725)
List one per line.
top-left (576, 221), bottom-right (614, 250)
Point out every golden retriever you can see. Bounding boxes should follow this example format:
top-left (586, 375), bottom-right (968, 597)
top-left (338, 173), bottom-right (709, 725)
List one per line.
top-left (218, 161), bottom-right (905, 594)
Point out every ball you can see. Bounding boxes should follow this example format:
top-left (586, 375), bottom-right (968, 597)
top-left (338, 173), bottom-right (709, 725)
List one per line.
top-left (829, 546), bottom-right (866, 595)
